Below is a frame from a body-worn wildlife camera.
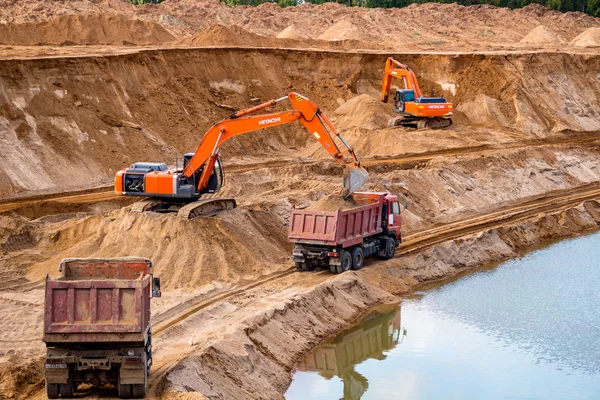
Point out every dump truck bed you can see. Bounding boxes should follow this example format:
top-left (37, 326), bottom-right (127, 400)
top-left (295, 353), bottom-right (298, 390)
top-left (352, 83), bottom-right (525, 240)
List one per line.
top-left (43, 258), bottom-right (152, 343)
top-left (288, 193), bottom-right (385, 248)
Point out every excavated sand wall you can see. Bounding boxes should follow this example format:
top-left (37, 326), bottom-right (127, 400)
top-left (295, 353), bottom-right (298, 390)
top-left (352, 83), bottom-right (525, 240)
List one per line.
top-left (1, 49), bottom-right (600, 196)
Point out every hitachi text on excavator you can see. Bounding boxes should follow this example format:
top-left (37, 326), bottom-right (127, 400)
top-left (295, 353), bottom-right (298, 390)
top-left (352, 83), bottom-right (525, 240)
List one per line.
top-left (114, 92), bottom-right (369, 219)
top-left (381, 57), bottom-right (453, 129)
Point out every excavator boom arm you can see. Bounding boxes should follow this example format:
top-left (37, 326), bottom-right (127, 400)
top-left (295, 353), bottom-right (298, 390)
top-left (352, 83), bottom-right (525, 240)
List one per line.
top-left (183, 92), bottom-right (367, 196)
top-left (381, 57), bottom-right (423, 103)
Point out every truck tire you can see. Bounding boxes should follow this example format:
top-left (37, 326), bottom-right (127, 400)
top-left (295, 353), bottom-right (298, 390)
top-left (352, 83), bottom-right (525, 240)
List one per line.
top-left (351, 247), bottom-right (364, 270)
top-left (132, 362), bottom-right (148, 398)
top-left (296, 262), bottom-right (313, 272)
top-left (118, 376), bottom-right (132, 399)
top-left (378, 237), bottom-right (396, 260)
top-left (329, 263), bottom-right (337, 274)
top-left (337, 251), bottom-right (352, 274)
top-left (59, 367), bottom-right (74, 398)
top-left (46, 382), bottom-right (59, 399)
top-left (132, 384), bottom-right (146, 398)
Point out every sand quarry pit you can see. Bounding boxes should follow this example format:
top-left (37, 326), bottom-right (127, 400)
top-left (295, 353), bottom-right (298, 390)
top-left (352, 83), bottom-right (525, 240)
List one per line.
top-left (1, 1), bottom-right (600, 399)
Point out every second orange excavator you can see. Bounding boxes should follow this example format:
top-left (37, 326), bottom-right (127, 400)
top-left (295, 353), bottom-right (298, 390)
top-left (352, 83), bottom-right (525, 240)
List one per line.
top-left (381, 57), bottom-right (453, 129)
top-left (115, 92), bottom-right (369, 219)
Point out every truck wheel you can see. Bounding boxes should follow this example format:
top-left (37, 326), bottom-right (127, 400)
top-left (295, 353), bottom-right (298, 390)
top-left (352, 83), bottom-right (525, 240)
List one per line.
top-left (351, 247), bottom-right (364, 270)
top-left (337, 251), bottom-right (352, 273)
top-left (329, 263), bottom-right (338, 274)
top-left (46, 382), bottom-right (59, 399)
top-left (118, 377), bottom-right (132, 398)
top-left (132, 384), bottom-right (146, 398)
top-left (132, 362), bottom-right (148, 398)
top-left (59, 367), bottom-right (74, 398)
top-left (379, 237), bottom-right (396, 260)
top-left (296, 262), bottom-right (313, 272)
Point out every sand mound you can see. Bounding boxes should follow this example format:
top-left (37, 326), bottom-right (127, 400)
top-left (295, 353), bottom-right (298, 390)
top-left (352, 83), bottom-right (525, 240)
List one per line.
top-left (570, 27), bottom-right (600, 47)
top-left (334, 94), bottom-right (395, 130)
top-left (276, 24), bottom-right (310, 40)
top-left (456, 94), bottom-right (511, 127)
top-left (0, 13), bottom-right (176, 46)
top-left (181, 24), bottom-right (275, 47)
top-left (306, 194), bottom-right (359, 211)
top-left (317, 20), bottom-right (364, 41)
top-left (520, 25), bottom-right (566, 44)
top-left (26, 208), bottom-right (290, 288)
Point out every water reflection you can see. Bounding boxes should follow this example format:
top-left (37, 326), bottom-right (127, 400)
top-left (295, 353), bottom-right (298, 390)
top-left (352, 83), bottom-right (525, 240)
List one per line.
top-left (297, 305), bottom-right (403, 399)
top-left (287, 232), bottom-right (600, 400)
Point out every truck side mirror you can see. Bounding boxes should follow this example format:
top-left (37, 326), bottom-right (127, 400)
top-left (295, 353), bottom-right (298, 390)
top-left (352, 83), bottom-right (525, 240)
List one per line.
top-left (403, 199), bottom-right (408, 211)
top-left (152, 277), bottom-right (161, 298)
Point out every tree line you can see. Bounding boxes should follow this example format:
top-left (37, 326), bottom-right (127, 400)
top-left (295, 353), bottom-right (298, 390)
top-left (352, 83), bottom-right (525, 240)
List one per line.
top-left (128, 0), bottom-right (600, 17)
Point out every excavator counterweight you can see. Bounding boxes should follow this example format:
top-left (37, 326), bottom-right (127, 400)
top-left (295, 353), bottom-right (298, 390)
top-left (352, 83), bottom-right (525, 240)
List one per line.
top-left (115, 92), bottom-right (368, 218)
top-left (381, 57), bottom-right (453, 129)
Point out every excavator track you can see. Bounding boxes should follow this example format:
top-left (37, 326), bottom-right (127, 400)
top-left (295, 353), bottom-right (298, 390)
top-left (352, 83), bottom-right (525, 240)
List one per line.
top-left (389, 116), bottom-right (452, 130)
top-left (130, 197), bottom-right (237, 219)
top-left (177, 198), bottom-right (237, 219)
top-left (130, 199), bottom-right (166, 213)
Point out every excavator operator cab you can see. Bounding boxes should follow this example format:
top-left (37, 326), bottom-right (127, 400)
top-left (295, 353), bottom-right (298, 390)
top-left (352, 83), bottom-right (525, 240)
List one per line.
top-left (182, 153), bottom-right (225, 195)
top-left (393, 89), bottom-right (415, 113)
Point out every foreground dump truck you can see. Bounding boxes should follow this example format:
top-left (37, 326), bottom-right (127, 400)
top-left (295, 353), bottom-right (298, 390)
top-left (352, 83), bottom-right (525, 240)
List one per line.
top-left (289, 192), bottom-right (402, 274)
top-left (43, 257), bottom-right (161, 399)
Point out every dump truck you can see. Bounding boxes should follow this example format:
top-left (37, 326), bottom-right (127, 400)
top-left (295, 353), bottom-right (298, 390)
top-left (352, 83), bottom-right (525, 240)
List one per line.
top-left (289, 192), bottom-right (402, 274)
top-left (42, 257), bottom-right (161, 399)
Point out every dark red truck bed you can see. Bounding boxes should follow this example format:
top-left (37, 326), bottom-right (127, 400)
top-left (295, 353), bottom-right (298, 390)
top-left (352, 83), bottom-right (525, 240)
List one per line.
top-left (288, 192), bottom-right (385, 248)
top-left (43, 257), bottom-right (152, 343)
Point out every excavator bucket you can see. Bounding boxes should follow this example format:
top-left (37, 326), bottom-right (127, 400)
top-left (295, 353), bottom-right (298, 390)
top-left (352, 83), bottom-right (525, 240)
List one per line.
top-left (343, 165), bottom-right (369, 198)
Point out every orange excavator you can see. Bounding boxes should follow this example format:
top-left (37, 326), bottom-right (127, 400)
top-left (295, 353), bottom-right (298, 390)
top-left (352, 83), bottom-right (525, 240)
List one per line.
top-left (381, 57), bottom-right (453, 129)
top-left (115, 92), bottom-right (369, 219)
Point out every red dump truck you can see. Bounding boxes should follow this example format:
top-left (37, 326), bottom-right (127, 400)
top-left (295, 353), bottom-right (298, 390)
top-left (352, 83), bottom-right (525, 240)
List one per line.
top-left (42, 257), bottom-right (161, 399)
top-left (288, 192), bottom-right (402, 274)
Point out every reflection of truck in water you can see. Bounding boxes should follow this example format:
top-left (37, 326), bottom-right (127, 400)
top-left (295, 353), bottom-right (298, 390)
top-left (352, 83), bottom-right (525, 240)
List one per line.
top-left (296, 304), bottom-right (402, 399)
top-left (42, 258), bottom-right (161, 399)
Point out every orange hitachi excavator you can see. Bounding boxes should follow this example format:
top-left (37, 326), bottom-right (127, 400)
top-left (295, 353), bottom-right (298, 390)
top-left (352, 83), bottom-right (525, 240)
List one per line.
top-left (381, 57), bottom-right (453, 129)
top-left (115, 92), bottom-right (369, 219)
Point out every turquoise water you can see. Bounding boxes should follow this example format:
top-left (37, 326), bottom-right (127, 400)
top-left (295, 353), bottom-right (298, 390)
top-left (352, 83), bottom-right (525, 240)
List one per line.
top-left (285, 232), bottom-right (600, 400)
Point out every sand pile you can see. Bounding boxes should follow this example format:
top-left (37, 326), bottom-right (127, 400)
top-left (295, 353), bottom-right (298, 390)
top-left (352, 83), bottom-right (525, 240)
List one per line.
top-left (27, 207), bottom-right (290, 288)
top-left (334, 94), bottom-right (396, 131)
top-left (570, 27), bottom-right (600, 47)
top-left (520, 25), bottom-right (566, 44)
top-left (0, 2), bottom-right (599, 50)
top-left (317, 20), bottom-right (364, 41)
top-left (0, 14), bottom-right (176, 46)
top-left (456, 94), bottom-right (511, 127)
top-left (276, 24), bottom-right (310, 40)
top-left (306, 194), bottom-right (360, 211)
top-left (180, 24), bottom-right (276, 47)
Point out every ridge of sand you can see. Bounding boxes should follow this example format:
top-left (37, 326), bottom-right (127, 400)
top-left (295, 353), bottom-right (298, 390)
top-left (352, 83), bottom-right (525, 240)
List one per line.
top-left (276, 24), bottom-right (310, 40)
top-left (520, 25), bottom-right (566, 44)
top-left (317, 20), bottom-right (365, 41)
top-left (180, 24), bottom-right (275, 47)
top-left (570, 27), bottom-right (600, 47)
top-left (0, 13), bottom-right (176, 46)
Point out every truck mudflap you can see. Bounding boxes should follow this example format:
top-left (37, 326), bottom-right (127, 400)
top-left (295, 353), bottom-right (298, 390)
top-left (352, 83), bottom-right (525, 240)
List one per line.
top-left (120, 354), bottom-right (147, 385)
top-left (45, 359), bottom-right (70, 384)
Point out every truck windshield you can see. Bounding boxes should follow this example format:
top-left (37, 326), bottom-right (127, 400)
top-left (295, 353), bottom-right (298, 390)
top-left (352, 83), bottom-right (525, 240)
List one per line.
top-left (392, 202), bottom-right (400, 215)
